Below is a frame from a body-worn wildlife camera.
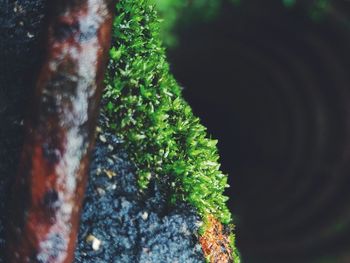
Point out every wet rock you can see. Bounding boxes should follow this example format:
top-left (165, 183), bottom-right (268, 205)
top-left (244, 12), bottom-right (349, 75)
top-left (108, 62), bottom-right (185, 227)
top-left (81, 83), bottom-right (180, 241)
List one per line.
top-left (74, 116), bottom-right (204, 262)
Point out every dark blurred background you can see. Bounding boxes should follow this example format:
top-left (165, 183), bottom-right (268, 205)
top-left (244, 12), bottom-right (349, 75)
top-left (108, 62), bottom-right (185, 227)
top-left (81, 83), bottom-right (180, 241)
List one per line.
top-left (157, 0), bottom-right (350, 262)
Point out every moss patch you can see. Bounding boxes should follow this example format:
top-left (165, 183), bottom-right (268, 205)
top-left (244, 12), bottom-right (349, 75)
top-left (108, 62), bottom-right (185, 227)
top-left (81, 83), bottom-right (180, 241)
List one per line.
top-left (104, 0), bottom-right (239, 260)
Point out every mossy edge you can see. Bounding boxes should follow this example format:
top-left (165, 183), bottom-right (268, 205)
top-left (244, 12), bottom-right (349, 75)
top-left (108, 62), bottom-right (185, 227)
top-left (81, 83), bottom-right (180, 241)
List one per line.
top-left (104, 0), bottom-right (240, 260)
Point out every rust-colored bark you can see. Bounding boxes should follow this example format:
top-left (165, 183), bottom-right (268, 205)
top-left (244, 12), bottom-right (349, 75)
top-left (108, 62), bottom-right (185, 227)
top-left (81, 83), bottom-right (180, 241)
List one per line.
top-left (6, 1), bottom-right (115, 262)
top-left (200, 216), bottom-right (234, 263)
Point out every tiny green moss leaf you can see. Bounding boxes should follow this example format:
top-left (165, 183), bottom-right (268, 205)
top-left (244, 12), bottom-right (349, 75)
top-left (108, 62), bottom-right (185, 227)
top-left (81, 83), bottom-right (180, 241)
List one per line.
top-left (105, 0), bottom-right (233, 232)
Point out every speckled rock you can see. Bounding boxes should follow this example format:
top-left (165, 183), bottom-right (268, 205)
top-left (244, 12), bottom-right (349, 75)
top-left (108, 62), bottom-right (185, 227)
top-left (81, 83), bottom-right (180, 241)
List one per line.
top-left (74, 115), bottom-right (204, 262)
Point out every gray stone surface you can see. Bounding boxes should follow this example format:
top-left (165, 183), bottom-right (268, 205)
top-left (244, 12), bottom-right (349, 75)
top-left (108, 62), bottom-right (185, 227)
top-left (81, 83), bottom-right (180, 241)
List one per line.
top-left (74, 115), bottom-right (204, 263)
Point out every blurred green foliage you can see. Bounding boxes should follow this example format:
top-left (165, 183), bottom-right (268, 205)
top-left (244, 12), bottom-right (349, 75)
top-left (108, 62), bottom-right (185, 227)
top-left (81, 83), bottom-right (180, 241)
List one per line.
top-left (152, 0), bottom-right (332, 45)
top-left (310, 0), bottom-right (331, 21)
top-left (151, 0), bottom-right (222, 45)
top-left (282, 0), bottom-right (297, 8)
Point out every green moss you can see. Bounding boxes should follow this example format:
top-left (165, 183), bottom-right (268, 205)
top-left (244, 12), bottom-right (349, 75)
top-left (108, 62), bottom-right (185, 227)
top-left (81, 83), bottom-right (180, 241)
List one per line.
top-left (104, 0), bottom-right (232, 225)
top-left (229, 232), bottom-right (241, 263)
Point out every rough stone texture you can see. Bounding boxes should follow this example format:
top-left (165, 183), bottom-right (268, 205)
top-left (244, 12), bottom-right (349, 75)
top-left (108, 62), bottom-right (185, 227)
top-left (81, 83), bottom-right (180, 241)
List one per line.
top-left (74, 115), bottom-right (204, 263)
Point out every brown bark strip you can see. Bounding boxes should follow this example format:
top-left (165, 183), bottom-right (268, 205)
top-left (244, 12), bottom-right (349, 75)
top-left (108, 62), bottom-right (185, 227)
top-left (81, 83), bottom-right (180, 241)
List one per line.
top-left (6, 1), bottom-right (115, 262)
top-left (200, 216), bottom-right (234, 263)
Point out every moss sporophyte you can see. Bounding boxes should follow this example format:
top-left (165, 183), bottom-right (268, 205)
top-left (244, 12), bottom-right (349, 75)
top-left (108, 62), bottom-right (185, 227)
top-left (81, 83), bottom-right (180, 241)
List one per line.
top-left (103, 0), bottom-right (240, 261)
